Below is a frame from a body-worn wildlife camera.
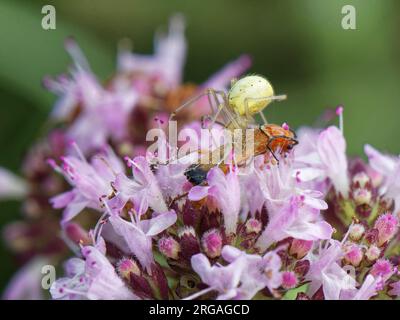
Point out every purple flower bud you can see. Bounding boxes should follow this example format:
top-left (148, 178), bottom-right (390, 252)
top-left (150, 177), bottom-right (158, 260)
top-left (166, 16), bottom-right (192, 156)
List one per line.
top-left (281, 271), bottom-right (298, 289)
top-left (343, 243), bottom-right (364, 267)
top-left (370, 259), bottom-right (393, 280)
top-left (182, 200), bottom-right (200, 227)
top-left (178, 226), bottom-right (200, 262)
top-left (374, 213), bottom-right (399, 246)
top-left (365, 245), bottom-right (381, 261)
top-left (64, 222), bottom-right (91, 245)
top-left (201, 229), bottom-right (222, 258)
top-left (245, 218), bottom-right (262, 234)
top-left (158, 236), bottom-right (181, 260)
top-left (178, 226), bottom-right (196, 238)
top-left (289, 239), bottom-right (313, 259)
top-left (296, 292), bottom-right (310, 300)
top-left (365, 228), bottom-right (379, 245)
top-left (349, 223), bottom-right (365, 241)
top-left (117, 258), bottom-right (141, 280)
top-left (150, 263), bottom-right (169, 300)
top-left (293, 260), bottom-right (310, 277)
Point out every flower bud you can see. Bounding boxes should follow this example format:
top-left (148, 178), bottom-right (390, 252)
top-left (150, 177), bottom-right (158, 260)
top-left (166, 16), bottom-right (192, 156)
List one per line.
top-left (365, 228), bottom-right (379, 244)
top-left (201, 229), bottom-right (222, 258)
top-left (370, 259), bottom-right (393, 280)
top-left (281, 271), bottom-right (298, 289)
top-left (158, 236), bottom-right (181, 260)
top-left (293, 260), bottom-right (310, 277)
top-left (150, 263), bottom-right (169, 300)
top-left (349, 223), bottom-right (365, 241)
top-left (365, 245), bottom-right (381, 261)
top-left (117, 258), bottom-right (141, 280)
top-left (343, 243), bottom-right (364, 267)
top-left (352, 172), bottom-right (370, 188)
top-left (289, 239), bottom-right (313, 259)
top-left (178, 226), bottom-right (197, 238)
top-left (182, 200), bottom-right (199, 227)
top-left (353, 189), bottom-right (372, 206)
top-left (178, 226), bottom-right (200, 262)
top-left (374, 213), bottom-right (399, 246)
top-left (245, 218), bottom-right (262, 234)
top-left (64, 222), bottom-right (91, 245)
top-left (296, 293), bottom-right (310, 300)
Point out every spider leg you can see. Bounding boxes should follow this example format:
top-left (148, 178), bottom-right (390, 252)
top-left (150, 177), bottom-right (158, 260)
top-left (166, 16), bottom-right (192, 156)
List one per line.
top-left (169, 89), bottom-right (221, 121)
top-left (196, 89), bottom-right (227, 148)
top-left (215, 90), bottom-right (242, 129)
top-left (217, 142), bottom-right (234, 166)
top-left (200, 115), bottom-right (225, 129)
top-left (206, 96), bottom-right (226, 130)
top-left (246, 95), bottom-right (287, 104)
top-left (207, 91), bottom-right (216, 115)
top-left (259, 111), bottom-right (268, 125)
top-left (243, 95), bottom-right (287, 123)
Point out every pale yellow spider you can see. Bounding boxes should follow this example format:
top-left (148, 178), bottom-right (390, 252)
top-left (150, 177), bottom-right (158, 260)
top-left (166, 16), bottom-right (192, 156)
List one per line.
top-left (170, 74), bottom-right (287, 131)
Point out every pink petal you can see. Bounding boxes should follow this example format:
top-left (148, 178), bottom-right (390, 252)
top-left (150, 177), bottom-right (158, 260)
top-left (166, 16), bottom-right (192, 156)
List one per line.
top-left (188, 185), bottom-right (210, 201)
top-left (50, 190), bottom-right (76, 209)
top-left (145, 210), bottom-right (177, 236)
top-left (286, 221), bottom-right (333, 241)
top-left (365, 144), bottom-right (396, 175)
top-left (61, 197), bottom-right (89, 224)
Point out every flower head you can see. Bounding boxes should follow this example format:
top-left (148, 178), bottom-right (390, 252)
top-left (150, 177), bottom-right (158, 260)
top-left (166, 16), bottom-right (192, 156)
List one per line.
top-left (369, 259), bottom-right (394, 280)
top-left (256, 195), bottom-right (332, 251)
top-left (50, 145), bottom-right (124, 224)
top-left (374, 213), bottom-right (399, 246)
top-left (50, 246), bottom-right (138, 300)
top-left (189, 245), bottom-right (283, 300)
top-left (113, 156), bottom-right (168, 214)
top-left (281, 271), bottom-right (298, 289)
top-left (295, 126), bottom-right (349, 196)
top-left (343, 243), bottom-right (363, 267)
top-left (117, 257), bottom-right (141, 280)
top-left (365, 245), bottom-right (381, 261)
top-left (201, 229), bottom-right (223, 258)
top-left (109, 210), bottom-right (177, 273)
top-left (158, 236), bottom-right (181, 260)
top-left (305, 240), bottom-right (356, 300)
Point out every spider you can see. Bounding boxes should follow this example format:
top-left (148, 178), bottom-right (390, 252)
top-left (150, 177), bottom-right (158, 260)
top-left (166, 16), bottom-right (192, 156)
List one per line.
top-left (168, 75), bottom-right (298, 185)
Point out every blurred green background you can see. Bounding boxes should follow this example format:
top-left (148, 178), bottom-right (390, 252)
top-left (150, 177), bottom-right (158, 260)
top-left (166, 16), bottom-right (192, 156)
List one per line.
top-left (0, 0), bottom-right (399, 292)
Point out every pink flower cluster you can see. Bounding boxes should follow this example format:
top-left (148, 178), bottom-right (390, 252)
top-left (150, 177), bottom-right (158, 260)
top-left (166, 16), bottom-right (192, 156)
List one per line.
top-left (1, 16), bottom-right (399, 300)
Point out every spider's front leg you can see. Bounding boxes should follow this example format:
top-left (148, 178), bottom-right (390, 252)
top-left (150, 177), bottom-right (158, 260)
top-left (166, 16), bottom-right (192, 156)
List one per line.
top-left (243, 95), bottom-right (287, 125)
top-left (169, 88), bottom-right (226, 122)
